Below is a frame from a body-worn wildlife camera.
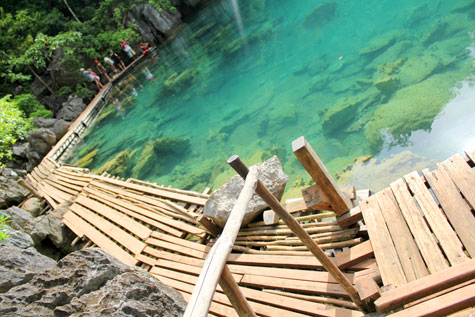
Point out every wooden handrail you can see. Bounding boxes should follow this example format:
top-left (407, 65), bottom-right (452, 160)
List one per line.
top-left (227, 155), bottom-right (370, 313)
top-left (184, 167), bottom-right (259, 317)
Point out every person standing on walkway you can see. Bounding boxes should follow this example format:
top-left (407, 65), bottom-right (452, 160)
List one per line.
top-left (121, 37), bottom-right (137, 60)
top-left (103, 56), bottom-right (119, 73)
top-left (94, 59), bottom-right (111, 81)
top-left (81, 68), bottom-right (103, 90)
top-left (109, 50), bottom-right (126, 70)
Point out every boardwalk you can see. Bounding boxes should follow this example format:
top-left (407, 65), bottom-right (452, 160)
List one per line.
top-left (19, 63), bottom-right (475, 315)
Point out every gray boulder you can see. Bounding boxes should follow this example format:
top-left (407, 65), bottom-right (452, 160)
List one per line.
top-left (11, 143), bottom-right (28, 159)
top-left (21, 197), bottom-right (43, 217)
top-left (57, 97), bottom-right (86, 121)
top-left (25, 128), bottom-right (57, 157)
top-left (1, 207), bottom-right (33, 231)
top-left (52, 119), bottom-right (71, 140)
top-left (0, 226), bottom-right (34, 249)
top-left (41, 95), bottom-right (68, 114)
top-left (32, 118), bottom-right (57, 129)
top-left (0, 248), bottom-right (186, 316)
top-left (0, 246), bottom-right (56, 293)
top-left (204, 155), bottom-right (288, 227)
top-left (25, 201), bottom-right (74, 252)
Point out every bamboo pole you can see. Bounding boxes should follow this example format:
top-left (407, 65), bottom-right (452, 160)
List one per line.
top-left (227, 155), bottom-right (370, 313)
top-left (184, 167), bottom-right (259, 317)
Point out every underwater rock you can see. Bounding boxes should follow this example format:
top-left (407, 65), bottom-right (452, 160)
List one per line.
top-left (204, 155), bottom-right (288, 228)
top-left (421, 13), bottom-right (470, 47)
top-left (405, 3), bottom-right (434, 28)
top-left (374, 75), bottom-right (400, 95)
top-left (320, 95), bottom-right (366, 135)
top-left (96, 150), bottom-right (132, 176)
top-left (76, 149), bottom-right (99, 168)
top-left (364, 74), bottom-right (454, 151)
top-left (359, 30), bottom-right (401, 58)
top-left (163, 69), bottom-right (197, 94)
top-left (377, 57), bottom-right (407, 76)
top-left (370, 41), bottom-right (413, 70)
top-left (132, 137), bottom-right (190, 179)
top-left (222, 39), bottom-right (244, 57)
top-left (398, 53), bottom-right (440, 87)
top-left (303, 2), bottom-right (338, 29)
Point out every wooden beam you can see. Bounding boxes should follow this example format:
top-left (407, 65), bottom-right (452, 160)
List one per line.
top-left (335, 240), bottom-right (374, 269)
top-left (227, 155), bottom-right (370, 313)
top-left (292, 136), bottom-right (353, 215)
top-left (388, 283), bottom-right (475, 317)
top-left (374, 259), bottom-right (475, 313)
top-left (184, 167), bottom-right (258, 317)
top-left (337, 206), bottom-right (363, 229)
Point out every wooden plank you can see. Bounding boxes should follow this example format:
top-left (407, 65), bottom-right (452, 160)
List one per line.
top-left (144, 247), bottom-right (205, 267)
top-left (390, 177), bottom-right (449, 273)
top-left (263, 289), bottom-right (358, 310)
top-left (64, 210), bottom-right (138, 266)
top-left (375, 188), bottom-right (429, 281)
top-left (43, 178), bottom-right (79, 196)
top-left (83, 188), bottom-right (184, 237)
top-left (423, 168), bottom-right (475, 257)
top-left (135, 253), bottom-right (157, 267)
top-left (95, 176), bottom-right (208, 205)
top-left (375, 259), bottom-right (475, 313)
top-left (87, 182), bottom-right (203, 231)
top-left (39, 182), bottom-right (73, 202)
top-left (70, 203), bottom-right (146, 255)
top-left (237, 224), bottom-right (342, 236)
top-left (146, 237), bottom-right (207, 259)
top-left (388, 283), bottom-right (475, 317)
top-left (335, 240), bottom-right (374, 269)
top-left (240, 274), bottom-right (348, 297)
top-left (359, 196), bottom-right (407, 287)
top-left (406, 279), bottom-right (475, 308)
top-left (337, 206), bottom-right (363, 229)
top-left (404, 171), bottom-right (468, 265)
top-left (302, 183), bottom-right (332, 210)
top-left (227, 264), bottom-right (353, 284)
top-left (465, 147), bottom-right (475, 165)
top-left (355, 276), bottom-right (380, 302)
top-left (76, 195), bottom-right (152, 240)
top-left (180, 291), bottom-right (239, 317)
top-left (63, 212), bottom-right (85, 238)
top-left (284, 198), bottom-right (309, 213)
top-left (440, 153), bottom-right (475, 209)
top-left (292, 136), bottom-right (353, 215)
top-left (151, 231), bottom-right (209, 252)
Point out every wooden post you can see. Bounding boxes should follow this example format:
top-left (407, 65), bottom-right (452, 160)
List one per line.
top-left (18, 179), bottom-right (43, 198)
top-left (184, 167), bottom-right (259, 317)
top-left (292, 136), bottom-right (353, 215)
top-left (227, 155), bottom-right (370, 313)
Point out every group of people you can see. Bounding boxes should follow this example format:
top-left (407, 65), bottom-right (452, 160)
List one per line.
top-left (80, 38), bottom-right (154, 90)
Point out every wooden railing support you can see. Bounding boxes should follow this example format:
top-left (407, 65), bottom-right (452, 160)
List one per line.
top-left (184, 167), bottom-right (259, 317)
top-left (227, 155), bottom-right (371, 313)
top-left (292, 136), bottom-right (353, 215)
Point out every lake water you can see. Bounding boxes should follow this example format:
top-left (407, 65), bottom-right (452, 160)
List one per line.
top-left (68, 0), bottom-right (475, 198)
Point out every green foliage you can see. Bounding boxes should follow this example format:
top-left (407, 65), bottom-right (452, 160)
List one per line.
top-left (0, 95), bottom-right (32, 166)
top-left (73, 84), bottom-right (94, 99)
top-left (0, 214), bottom-right (10, 241)
top-left (11, 94), bottom-right (52, 118)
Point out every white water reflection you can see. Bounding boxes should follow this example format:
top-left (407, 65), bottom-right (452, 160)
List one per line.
top-left (378, 79), bottom-right (475, 161)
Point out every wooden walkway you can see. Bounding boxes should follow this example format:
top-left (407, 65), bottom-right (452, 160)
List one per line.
top-left (18, 57), bottom-right (475, 315)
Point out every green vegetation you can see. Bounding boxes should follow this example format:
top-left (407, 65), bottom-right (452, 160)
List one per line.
top-left (0, 214), bottom-right (10, 241)
top-left (0, 95), bottom-right (33, 166)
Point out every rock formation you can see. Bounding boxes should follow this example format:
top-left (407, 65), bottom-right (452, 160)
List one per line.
top-left (204, 155), bottom-right (288, 227)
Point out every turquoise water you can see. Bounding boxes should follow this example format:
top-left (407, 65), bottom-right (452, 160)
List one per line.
top-left (69, 0), bottom-right (475, 197)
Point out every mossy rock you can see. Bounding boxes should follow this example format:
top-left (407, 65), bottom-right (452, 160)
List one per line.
top-left (359, 30), bottom-right (401, 58)
top-left (76, 149), bottom-right (99, 168)
top-left (374, 75), bottom-right (400, 95)
top-left (364, 74), bottom-right (454, 151)
top-left (132, 137), bottom-right (190, 179)
top-left (320, 95), bottom-right (367, 135)
top-left (377, 57), bottom-right (407, 75)
top-left (163, 69), bottom-right (198, 94)
top-left (398, 53), bottom-right (441, 86)
top-left (303, 2), bottom-right (338, 29)
top-left (96, 149), bottom-right (132, 176)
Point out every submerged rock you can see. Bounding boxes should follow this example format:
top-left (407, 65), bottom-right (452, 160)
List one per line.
top-left (359, 30), bottom-right (401, 58)
top-left (374, 75), bottom-right (400, 95)
top-left (163, 69), bottom-right (197, 94)
top-left (320, 95), bottom-right (368, 135)
top-left (0, 248), bottom-right (186, 316)
top-left (364, 74), bottom-right (454, 151)
top-left (76, 149), bottom-right (99, 168)
top-left (96, 149), bottom-right (131, 176)
top-left (303, 2), bottom-right (338, 29)
top-left (204, 155), bottom-right (288, 228)
top-left (132, 137), bottom-right (190, 179)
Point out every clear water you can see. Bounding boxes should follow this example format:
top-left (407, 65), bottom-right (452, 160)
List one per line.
top-left (69, 0), bottom-right (475, 198)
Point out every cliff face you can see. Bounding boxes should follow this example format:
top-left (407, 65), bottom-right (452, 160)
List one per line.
top-left (127, 0), bottom-right (204, 44)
